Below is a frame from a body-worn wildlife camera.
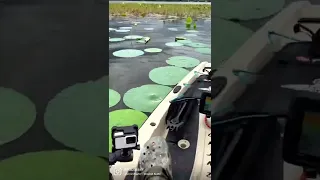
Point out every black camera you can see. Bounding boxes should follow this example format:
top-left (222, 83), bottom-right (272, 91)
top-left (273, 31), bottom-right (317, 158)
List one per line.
top-left (109, 125), bottom-right (140, 166)
top-left (111, 125), bottom-right (139, 151)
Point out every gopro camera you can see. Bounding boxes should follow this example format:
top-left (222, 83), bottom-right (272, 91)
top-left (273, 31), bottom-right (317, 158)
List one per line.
top-left (199, 92), bottom-right (212, 117)
top-left (112, 125), bottom-right (139, 151)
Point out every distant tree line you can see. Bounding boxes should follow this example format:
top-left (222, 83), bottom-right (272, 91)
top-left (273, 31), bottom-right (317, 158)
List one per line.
top-left (114, 0), bottom-right (211, 1)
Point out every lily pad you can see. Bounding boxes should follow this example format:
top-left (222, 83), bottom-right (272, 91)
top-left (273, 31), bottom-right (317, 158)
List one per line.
top-left (0, 88), bottom-right (36, 145)
top-left (144, 28), bottom-right (154, 31)
top-left (136, 37), bottom-right (150, 44)
top-left (195, 47), bottom-right (211, 55)
top-left (115, 29), bottom-right (130, 33)
top-left (212, 0), bottom-right (285, 20)
top-left (109, 89), bottom-right (121, 108)
top-left (123, 85), bottom-right (172, 113)
top-left (124, 35), bottom-right (144, 40)
top-left (168, 28), bottom-right (178, 31)
top-left (177, 40), bottom-right (192, 45)
top-left (212, 18), bottom-right (253, 68)
top-left (184, 34), bottom-right (197, 37)
top-left (166, 56), bottom-right (200, 68)
top-left (109, 38), bottom-right (125, 42)
top-left (119, 27), bottom-right (132, 30)
top-left (149, 66), bottom-right (189, 86)
top-left (186, 30), bottom-right (199, 33)
top-left (144, 48), bottom-right (162, 53)
top-left (44, 80), bottom-right (108, 157)
top-left (113, 49), bottom-right (144, 58)
top-left (165, 42), bottom-right (183, 47)
top-left (109, 109), bottom-right (148, 151)
top-left (0, 151), bottom-right (108, 180)
top-left (185, 42), bottom-right (209, 48)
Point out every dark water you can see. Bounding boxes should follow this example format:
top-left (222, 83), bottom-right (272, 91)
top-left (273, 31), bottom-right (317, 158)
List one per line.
top-left (0, 3), bottom-right (108, 160)
top-left (109, 18), bottom-right (211, 112)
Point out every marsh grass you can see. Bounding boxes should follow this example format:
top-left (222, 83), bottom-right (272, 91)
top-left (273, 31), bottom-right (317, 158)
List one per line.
top-left (109, 4), bottom-right (211, 18)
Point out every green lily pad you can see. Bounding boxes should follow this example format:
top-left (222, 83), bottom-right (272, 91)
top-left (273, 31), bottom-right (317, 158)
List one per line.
top-left (144, 48), bottom-right (162, 53)
top-left (123, 85), bottom-right (172, 113)
top-left (0, 150), bottom-right (108, 180)
top-left (213, 0), bottom-right (285, 20)
top-left (149, 66), bottom-right (189, 86)
top-left (166, 56), bottom-right (200, 68)
top-left (109, 109), bottom-right (148, 151)
top-left (119, 27), bottom-right (132, 30)
top-left (195, 47), bottom-right (211, 55)
top-left (136, 37), bottom-right (150, 44)
top-left (109, 89), bottom-right (121, 108)
top-left (113, 49), bottom-right (144, 58)
top-left (177, 40), bottom-right (192, 45)
top-left (185, 42), bottom-right (209, 48)
top-left (0, 88), bottom-right (36, 145)
top-left (212, 18), bottom-right (253, 68)
top-left (109, 38), bottom-right (125, 42)
top-left (186, 30), bottom-right (199, 33)
top-left (184, 34), bottom-right (197, 37)
top-left (115, 29), bottom-right (130, 33)
top-left (124, 35), bottom-right (144, 40)
top-left (175, 37), bottom-right (187, 41)
top-left (165, 42), bottom-right (183, 47)
top-left (44, 79), bottom-right (108, 157)
top-left (95, 75), bottom-right (108, 86)
top-left (168, 28), bottom-right (178, 31)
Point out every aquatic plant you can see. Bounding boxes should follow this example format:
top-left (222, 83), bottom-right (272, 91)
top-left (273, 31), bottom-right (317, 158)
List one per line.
top-left (186, 17), bottom-right (192, 29)
top-left (109, 4), bottom-right (211, 18)
top-left (185, 17), bottom-right (197, 30)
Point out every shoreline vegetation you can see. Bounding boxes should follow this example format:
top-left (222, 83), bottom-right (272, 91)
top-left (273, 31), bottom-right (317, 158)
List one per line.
top-left (109, 3), bottom-right (211, 19)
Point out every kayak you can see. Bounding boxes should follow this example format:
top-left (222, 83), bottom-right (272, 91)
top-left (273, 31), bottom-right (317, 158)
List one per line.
top-left (110, 61), bottom-right (212, 180)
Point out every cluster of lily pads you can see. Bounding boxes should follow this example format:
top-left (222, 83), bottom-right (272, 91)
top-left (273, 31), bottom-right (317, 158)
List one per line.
top-left (108, 18), bottom-right (213, 152)
top-left (0, 85), bottom-right (109, 179)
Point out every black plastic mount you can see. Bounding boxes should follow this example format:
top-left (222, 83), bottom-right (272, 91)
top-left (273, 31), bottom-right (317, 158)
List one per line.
top-left (294, 18), bottom-right (320, 58)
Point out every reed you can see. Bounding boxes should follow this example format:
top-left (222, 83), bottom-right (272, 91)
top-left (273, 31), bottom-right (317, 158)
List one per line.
top-left (109, 3), bottom-right (211, 18)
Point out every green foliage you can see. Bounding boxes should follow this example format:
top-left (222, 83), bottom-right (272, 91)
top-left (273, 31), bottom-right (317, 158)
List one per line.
top-left (109, 4), bottom-right (211, 18)
top-left (186, 17), bottom-right (193, 24)
top-left (186, 23), bottom-right (191, 30)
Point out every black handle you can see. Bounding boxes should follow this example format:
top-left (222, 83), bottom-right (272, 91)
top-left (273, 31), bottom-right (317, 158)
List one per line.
top-left (298, 18), bottom-right (320, 24)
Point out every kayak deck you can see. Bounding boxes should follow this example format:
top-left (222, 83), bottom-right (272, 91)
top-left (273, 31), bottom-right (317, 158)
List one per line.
top-left (110, 62), bottom-right (211, 180)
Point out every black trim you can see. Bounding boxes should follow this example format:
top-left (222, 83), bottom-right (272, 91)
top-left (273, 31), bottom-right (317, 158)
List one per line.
top-left (298, 18), bottom-right (320, 24)
top-left (173, 86), bottom-right (181, 94)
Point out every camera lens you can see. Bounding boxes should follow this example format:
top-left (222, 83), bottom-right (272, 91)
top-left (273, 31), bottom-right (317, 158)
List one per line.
top-left (126, 136), bottom-right (136, 144)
